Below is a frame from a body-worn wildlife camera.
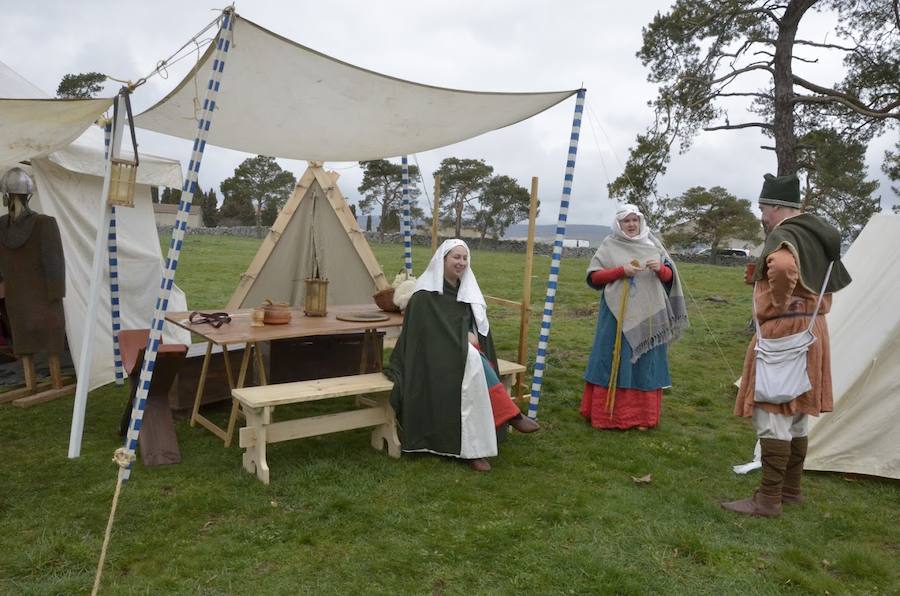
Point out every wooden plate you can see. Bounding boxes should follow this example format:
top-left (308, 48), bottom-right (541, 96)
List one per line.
top-left (335, 312), bottom-right (391, 323)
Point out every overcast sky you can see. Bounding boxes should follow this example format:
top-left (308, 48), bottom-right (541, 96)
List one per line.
top-left (2, 0), bottom-right (896, 227)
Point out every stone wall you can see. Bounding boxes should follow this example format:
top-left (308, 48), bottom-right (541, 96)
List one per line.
top-left (158, 226), bottom-right (752, 265)
top-left (362, 232), bottom-right (598, 259)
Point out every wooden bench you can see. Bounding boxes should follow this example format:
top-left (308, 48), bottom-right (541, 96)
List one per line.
top-left (231, 359), bottom-right (527, 484)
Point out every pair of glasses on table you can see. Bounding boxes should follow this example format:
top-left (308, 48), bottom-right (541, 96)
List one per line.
top-left (188, 311), bottom-right (232, 328)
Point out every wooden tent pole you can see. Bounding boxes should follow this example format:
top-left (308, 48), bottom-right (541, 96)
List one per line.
top-left (516, 177), bottom-right (539, 400)
top-left (431, 175), bottom-right (441, 253)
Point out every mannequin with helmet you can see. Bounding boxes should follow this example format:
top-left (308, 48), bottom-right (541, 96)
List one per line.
top-left (0, 167), bottom-right (69, 403)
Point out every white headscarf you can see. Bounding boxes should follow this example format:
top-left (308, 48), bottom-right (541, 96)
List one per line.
top-left (414, 238), bottom-right (489, 336)
top-left (612, 203), bottom-right (654, 246)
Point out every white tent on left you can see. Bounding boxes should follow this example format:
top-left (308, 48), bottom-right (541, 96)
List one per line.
top-left (0, 60), bottom-right (190, 392)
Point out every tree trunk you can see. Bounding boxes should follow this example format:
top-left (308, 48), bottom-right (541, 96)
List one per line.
top-left (772, 1), bottom-right (816, 175)
top-left (454, 196), bottom-right (463, 238)
top-left (379, 197), bottom-right (389, 241)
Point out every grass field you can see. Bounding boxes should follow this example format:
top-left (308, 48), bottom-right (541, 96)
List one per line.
top-left (1, 234), bottom-right (897, 595)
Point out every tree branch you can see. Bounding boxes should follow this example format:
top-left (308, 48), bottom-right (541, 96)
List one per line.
top-left (683, 63), bottom-right (774, 86)
top-left (792, 91), bottom-right (900, 119)
top-left (772, 38), bottom-right (857, 52)
top-left (735, 7), bottom-right (782, 26)
top-left (717, 92), bottom-right (773, 99)
top-left (705, 122), bottom-right (774, 131)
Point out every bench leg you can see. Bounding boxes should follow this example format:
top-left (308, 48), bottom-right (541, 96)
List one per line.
top-left (242, 406), bottom-right (271, 484)
top-left (501, 373), bottom-right (514, 396)
top-left (370, 395), bottom-right (401, 458)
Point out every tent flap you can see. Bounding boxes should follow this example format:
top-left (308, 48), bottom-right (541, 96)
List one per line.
top-left (135, 14), bottom-right (577, 161)
top-left (806, 214), bottom-right (900, 479)
top-left (0, 97), bottom-right (113, 167)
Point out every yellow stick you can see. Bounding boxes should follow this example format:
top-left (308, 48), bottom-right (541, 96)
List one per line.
top-left (606, 282), bottom-right (630, 415)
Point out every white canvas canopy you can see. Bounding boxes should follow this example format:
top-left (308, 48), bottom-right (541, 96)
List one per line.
top-left (135, 14), bottom-right (577, 161)
top-left (805, 214), bottom-right (900, 479)
top-left (0, 61), bottom-right (189, 390)
top-left (227, 164), bottom-right (389, 310)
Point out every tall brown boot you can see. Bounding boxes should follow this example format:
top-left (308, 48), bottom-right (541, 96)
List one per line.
top-left (721, 438), bottom-right (790, 517)
top-left (782, 436), bottom-right (807, 505)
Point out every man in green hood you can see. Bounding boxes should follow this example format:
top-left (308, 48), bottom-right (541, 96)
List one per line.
top-left (722, 173), bottom-right (851, 518)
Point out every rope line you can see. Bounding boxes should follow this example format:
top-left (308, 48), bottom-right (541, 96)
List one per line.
top-left (91, 450), bottom-right (134, 596)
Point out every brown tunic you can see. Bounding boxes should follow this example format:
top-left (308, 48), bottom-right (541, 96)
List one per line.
top-left (735, 246), bottom-right (833, 417)
top-left (0, 212), bottom-right (67, 356)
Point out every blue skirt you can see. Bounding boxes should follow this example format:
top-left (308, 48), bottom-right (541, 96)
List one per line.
top-left (584, 293), bottom-right (671, 391)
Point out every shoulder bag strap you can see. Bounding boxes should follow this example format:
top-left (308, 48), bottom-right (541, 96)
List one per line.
top-left (806, 261), bottom-right (834, 333)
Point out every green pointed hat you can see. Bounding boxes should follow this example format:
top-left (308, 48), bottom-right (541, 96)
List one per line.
top-left (758, 173), bottom-right (801, 208)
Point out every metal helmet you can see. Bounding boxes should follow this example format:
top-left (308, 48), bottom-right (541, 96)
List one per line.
top-left (0, 167), bottom-right (35, 196)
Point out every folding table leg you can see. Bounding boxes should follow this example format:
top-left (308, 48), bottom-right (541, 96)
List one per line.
top-left (189, 341), bottom-right (213, 428)
top-left (225, 342), bottom-right (253, 447)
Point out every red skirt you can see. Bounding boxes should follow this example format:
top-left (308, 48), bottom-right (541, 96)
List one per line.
top-left (580, 382), bottom-right (663, 430)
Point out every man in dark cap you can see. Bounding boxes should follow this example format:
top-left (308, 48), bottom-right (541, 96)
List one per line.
top-left (722, 173), bottom-right (851, 518)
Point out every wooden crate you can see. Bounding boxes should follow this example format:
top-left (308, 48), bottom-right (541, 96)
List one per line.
top-left (268, 331), bottom-right (384, 385)
top-left (169, 343), bottom-right (247, 411)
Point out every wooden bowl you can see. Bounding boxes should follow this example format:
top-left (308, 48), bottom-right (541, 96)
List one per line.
top-left (263, 303), bottom-right (292, 325)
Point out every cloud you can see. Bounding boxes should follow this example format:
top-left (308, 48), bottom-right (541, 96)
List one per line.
top-left (1, 0), bottom-right (894, 220)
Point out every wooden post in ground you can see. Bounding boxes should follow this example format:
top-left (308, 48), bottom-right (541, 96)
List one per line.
top-left (431, 175), bottom-right (441, 253)
top-left (516, 177), bottom-right (539, 401)
top-left (49, 354), bottom-right (63, 389)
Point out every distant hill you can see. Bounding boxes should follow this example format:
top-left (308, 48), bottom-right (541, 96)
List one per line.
top-left (503, 223), bottom-right (611, 246)
top-left (354, 215), bottom-right (611, 247)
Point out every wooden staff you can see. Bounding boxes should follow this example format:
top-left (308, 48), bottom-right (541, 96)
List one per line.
top-left (516, 176), bottom-right (539, 400)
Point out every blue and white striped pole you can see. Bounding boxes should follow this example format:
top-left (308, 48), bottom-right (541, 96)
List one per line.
top-left (400, 156), bottom-right (413, 274)
top-left (527, 89), bottom-right (585, 419)
top-left (103, 122), bottom-right (125, 385)
top-left (121, 10), bottom-right (234, 480)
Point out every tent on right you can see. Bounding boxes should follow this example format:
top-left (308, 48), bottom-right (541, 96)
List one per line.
top-left (805, 213), bottom-right (900, 480)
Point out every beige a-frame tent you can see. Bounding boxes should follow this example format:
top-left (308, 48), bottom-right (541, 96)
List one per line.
top-left (227, 163), bottom-right (389, 310)
top-left (805, 214), bottom-right (900, 479)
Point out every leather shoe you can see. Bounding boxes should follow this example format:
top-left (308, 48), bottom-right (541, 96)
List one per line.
top-left (468, 458), bottom-right (491, 472)
top-left (509, 414), bottom-right (540, 434)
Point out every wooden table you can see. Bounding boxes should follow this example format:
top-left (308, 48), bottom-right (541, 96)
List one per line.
top-left (165, 305), bottom-right (403, 446)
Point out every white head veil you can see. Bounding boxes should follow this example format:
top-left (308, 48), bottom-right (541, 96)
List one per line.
top-left (414, 238), bottom-right (489, 335)
top-left (612, 203), bottom-right (654, 246)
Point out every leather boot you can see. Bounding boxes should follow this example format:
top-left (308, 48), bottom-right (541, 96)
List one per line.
top-left (467, 458), bottom-right (491, 472)
top-left (721, 438), bottom-right (790, 517)
top-left (509, 414), bottom-right (540, 434)
top-left (782, 436), bottom-right (808, 505)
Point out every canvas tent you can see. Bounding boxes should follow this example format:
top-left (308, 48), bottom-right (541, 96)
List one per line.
top-left (134, 14), bottom-right (577, 160)
top-left (0, 61), bottom-right (190, 391)
top-left (227, 164), bottom-right (389, 310)
top-left (805, 214), bottom-right (900, 479)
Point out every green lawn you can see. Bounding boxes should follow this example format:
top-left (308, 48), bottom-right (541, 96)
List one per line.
top-left (1, 235), bottom-right (896, 595)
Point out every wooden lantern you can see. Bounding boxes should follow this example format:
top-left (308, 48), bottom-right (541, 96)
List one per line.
top-left (304, 278), bottom-right (329, 317)
top-left (107, 158), bottom-right (138, 208)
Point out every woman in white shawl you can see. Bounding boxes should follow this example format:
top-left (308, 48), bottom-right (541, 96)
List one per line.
top-left (385, 239), bottom-right (538, 472)
top-left (580, 205), bottom-right (688, 430)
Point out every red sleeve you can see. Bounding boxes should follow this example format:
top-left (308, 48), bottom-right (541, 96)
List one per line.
top-left (589, 266), bottom-right (625, 287)
top-left (656, 264), bottom-right (673, 283)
